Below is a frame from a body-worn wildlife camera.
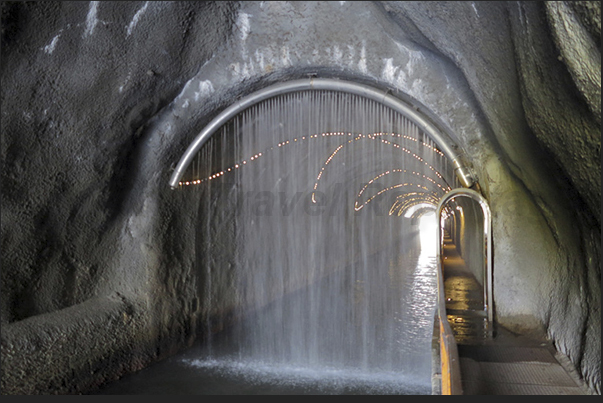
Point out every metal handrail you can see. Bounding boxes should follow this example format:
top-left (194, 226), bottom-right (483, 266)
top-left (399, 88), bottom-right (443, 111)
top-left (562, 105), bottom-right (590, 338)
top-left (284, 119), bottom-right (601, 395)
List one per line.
top-left (168, 78), bottom-right (475, 189)
top-left (435, 229), bottom-right (463, 395)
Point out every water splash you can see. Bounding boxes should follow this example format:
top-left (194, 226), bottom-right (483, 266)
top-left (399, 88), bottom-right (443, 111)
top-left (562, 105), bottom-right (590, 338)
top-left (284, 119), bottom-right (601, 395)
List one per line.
top-left (186, 90), bottom-right (457, 393)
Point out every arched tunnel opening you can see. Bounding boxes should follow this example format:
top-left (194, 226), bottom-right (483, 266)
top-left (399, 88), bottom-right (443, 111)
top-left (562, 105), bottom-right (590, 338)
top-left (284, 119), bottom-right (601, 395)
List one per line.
top-left (172, 84), bottom-right (464, 394)
top-left (439, 192), bottom-right (491, 341)
top-left (1, 1), bottom-right (600, 396)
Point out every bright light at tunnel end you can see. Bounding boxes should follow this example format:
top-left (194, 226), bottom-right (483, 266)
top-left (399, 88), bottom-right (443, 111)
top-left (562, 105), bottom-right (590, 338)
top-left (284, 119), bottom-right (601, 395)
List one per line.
top-left (418, 211), bottom-right (438, 257)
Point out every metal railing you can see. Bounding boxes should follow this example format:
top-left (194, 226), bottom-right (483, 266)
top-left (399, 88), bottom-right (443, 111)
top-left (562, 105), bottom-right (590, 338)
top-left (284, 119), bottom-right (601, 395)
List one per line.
top-left (434, 244), bottom-right (463, 395)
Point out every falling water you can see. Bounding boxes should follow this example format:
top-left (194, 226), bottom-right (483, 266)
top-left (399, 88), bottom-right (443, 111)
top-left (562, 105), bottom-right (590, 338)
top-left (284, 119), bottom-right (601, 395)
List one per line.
top-left (181, 90), bottom-right (458, 394)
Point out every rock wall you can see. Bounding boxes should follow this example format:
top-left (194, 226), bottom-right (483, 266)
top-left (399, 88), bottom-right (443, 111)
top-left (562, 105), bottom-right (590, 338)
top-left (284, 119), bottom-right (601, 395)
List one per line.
top-left (1, 1), bottom-right (600, 394)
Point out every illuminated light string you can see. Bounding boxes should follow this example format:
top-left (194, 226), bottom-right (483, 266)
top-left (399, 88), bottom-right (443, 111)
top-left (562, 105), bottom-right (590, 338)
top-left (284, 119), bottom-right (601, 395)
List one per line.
top-left (354, 177), bottom-right (452, 215)
top-left (371, 132), bottom-right (445, 157)
top-left (388, 193), bottom-right (440, 217)
top-left (355, 169), bottom-right (451, 205)
top-left (354, 182), bottom-right (439, 212)
top-left (178, 132), bottom-right (451, 197)
top-left (310, 133), bottom-right (450, 202)
top-left (353, 171), bottom-right (446, 217)
top-left (179, 131), bottom-right (352, 186)
top-left (391, 200), bottom-right (437, 218)
top-left (388, 191), bottom-right (440, 211)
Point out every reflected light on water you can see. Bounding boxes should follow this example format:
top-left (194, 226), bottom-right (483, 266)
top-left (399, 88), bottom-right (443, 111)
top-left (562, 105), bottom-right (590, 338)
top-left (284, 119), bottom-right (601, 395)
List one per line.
top-left (181, 357), bottom-right (431, 395)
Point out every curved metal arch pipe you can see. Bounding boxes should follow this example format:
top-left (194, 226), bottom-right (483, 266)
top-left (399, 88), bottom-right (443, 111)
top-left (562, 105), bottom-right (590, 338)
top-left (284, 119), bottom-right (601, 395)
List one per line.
top-left (433, 187), bottom-right (492, 394)
top-left (168, 78), bottom-right (476, 189)
top-left (436, 187), bottom-right (493, 325)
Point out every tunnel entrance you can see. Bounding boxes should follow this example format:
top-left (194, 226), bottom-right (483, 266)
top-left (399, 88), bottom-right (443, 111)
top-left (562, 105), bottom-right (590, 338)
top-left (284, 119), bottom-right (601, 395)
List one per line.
top-left (170, 79), bottom-right (478, 393)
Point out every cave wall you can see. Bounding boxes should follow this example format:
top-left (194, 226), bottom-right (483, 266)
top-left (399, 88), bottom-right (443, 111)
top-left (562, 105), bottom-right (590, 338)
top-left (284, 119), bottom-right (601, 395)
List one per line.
top-left (1, 1), bottom-right (600, 394)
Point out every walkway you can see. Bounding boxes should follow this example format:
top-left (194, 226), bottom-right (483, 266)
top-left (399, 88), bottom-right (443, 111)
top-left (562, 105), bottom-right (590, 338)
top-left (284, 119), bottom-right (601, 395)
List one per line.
top-left (441, 236), bottom-right (590, 395)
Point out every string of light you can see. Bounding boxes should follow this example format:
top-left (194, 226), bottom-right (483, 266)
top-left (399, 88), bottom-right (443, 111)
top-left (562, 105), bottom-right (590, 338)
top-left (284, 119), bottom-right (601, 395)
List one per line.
top-left (310, 133), bottom-right (450, 203)
top-left (354, 169), bottom-right (451, 211)
top-left (177, 129), bottom-right (455, 217)
top-left (178, 131), bottom-right (448, 188)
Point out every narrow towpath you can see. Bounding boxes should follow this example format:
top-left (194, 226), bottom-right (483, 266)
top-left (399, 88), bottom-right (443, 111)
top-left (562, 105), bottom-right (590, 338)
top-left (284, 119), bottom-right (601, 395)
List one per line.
top-left (441, 235), bottom-right (590, 395)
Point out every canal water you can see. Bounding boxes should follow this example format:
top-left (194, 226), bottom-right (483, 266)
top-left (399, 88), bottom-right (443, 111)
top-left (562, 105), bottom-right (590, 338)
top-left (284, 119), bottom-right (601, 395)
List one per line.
top-left (95, 91), bottom-right (450, 395)
top-left (95, 223), bottom-right (439, 395)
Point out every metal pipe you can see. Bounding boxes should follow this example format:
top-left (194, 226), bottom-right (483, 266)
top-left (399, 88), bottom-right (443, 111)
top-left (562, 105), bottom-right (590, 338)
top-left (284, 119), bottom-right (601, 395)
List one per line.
top-left (436, 197), bottom-right (463, 395)
top-left (437, 188), bottom-right (493, 326)
top-left (435, 187), bottom-right (493, 394)
top-left (168, 78), bottom-right (475, 189)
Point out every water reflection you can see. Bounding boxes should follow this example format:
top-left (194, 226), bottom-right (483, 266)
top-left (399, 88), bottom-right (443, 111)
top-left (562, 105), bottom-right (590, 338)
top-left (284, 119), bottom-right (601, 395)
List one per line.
top-left (95, 240), bottom-right (438, 395)
top-left (181, 238), bottom-right (438, 394)
top-left (163, 90), bottom-right (454, 395)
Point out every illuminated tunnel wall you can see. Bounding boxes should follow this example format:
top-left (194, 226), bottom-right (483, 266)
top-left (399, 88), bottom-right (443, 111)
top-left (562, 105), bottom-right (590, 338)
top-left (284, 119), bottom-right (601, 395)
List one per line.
top-left (1, 1), bottom-right (600, 395)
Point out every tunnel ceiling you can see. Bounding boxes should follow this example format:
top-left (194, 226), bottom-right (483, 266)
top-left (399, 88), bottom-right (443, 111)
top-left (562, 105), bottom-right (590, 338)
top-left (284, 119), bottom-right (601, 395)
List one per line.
top-left (0, 1), bottom-right (600, 395)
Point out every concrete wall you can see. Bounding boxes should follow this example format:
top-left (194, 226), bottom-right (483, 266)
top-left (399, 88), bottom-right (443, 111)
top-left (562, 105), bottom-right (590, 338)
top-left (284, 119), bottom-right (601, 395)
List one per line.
top-left (1, 1), bottom-right (600, 394)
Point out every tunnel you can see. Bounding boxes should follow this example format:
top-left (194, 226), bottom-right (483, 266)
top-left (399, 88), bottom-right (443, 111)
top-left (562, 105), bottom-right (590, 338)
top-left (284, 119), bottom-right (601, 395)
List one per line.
top-left (0, 1), bottom-right (600, 395)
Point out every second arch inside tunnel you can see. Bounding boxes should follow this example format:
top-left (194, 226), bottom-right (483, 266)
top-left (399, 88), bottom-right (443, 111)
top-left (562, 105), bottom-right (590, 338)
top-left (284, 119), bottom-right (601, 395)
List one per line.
top-left (178, 87), bottom-right (467, 391)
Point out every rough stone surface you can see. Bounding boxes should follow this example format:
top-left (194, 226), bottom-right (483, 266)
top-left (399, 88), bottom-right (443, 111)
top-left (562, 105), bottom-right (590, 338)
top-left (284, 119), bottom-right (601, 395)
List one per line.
top-left (1, 1), bottom-right (600, 395)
